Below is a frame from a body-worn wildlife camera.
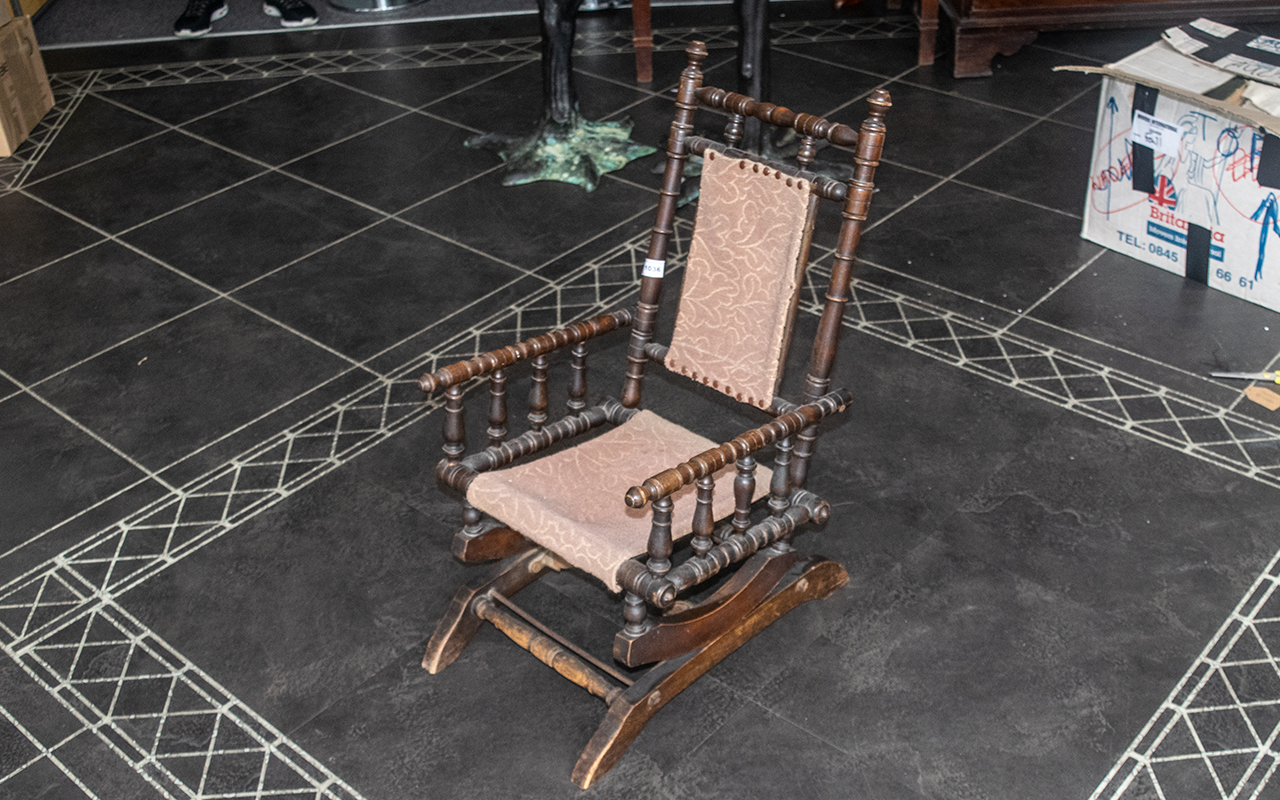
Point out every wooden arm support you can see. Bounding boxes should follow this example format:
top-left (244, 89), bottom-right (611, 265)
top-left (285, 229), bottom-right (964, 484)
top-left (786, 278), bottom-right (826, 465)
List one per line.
top-left (624, 389), bottom-right (853, 509)
top-left (419, 309), bottom-right (633, 394)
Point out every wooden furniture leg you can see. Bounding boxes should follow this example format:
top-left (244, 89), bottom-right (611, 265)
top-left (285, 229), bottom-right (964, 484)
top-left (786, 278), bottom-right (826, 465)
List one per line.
top-left (916, 0), bottom-right (939, 66)
top-left (423, 547), bottom-right (563, 673)
top-left (952, 26), bottom-right (1037, 78)
top-left (572, 555), bottom-right (849, 789)
top-left (631, 0), bottom-right (653, 83)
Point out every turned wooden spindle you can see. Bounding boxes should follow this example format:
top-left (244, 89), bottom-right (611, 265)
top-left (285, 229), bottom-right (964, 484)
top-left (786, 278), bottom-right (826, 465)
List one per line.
top-left (646, 496), bottom-right (673, 577)
top-left (621, 41), bottom-right (707, 409)
top-left (568, 342), bottom-right (588, 414)
top-left (622, 591), bottom-right (650, 636)
top-left (796, 135), bottom-right (818, 169)
top-left (769, 436), bottom-right (793, 517)
top-left (691, 476), bottom-right (715, 558)
top-left (732, 455), bottom-right (756, 537)
top-left (792, 88), bottom-right (890, 491)
top-left (724, 113), bottom-right (745, 149)
top-left (528, 355), bottom-right (549, 432)
top-left (443, 385), bottom-right (466, 464)
top-left (487, 369), bottom-right (508, 448)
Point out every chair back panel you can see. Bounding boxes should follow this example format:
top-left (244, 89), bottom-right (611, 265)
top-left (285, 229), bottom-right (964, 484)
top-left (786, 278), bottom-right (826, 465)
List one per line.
top-left (664, 149), bottom-right (818, 410)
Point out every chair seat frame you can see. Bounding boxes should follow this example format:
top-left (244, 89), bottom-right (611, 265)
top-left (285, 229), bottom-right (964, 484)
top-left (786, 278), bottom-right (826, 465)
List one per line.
top-left (416, 41), bottom-right (890, 788)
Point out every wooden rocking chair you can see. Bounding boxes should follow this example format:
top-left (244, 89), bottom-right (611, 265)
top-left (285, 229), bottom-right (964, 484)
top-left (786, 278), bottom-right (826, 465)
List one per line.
top-left (418, 41), bottom-right (890, 788)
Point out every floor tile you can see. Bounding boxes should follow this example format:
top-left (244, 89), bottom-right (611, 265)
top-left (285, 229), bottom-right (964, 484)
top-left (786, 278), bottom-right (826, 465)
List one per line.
top-left (151, 365), bottom-right (377, 490)
top-left (34, 299), bottom-right (354, 472)
top-left (47, 729), bottom-right (159, 799)
top-left (0, 240), bottom-right (214, 384)
top-left (1023, 248), bottom-right (1280, 377)
top-left (0, 659), bottom-right (84, 753)
top-left (657, 701), bottom-right (863, 800)
top-left (752, 47), bottom-right (891, 118)
top-left (1051, 83), bottom-right (1102, 130)
top-left (0, 755), bottom-right (94, 799)
top-left (773, 36), bottom-right (927, 80)
top-left (1031, 26), bottom-right (1166, 64)
top-left (906, 44), bottom-right (1102, 117)
top-left (575, 46), bottom-right (712, 90)
top-left (288, 640), bottom-right (629, 800)
top-left (857, 180), bottom-right (1102, 313)
top-left (957, 118), bottom-right (1093, 216)
top-left (0, 715), bottom-right (43, 780)
top-left (425, 60), bottom-right (656, 138)
top-left (0, 479), bottom-right (168, 587)
top-left (282, 112), bottom-right (498, 213)
top-left (837, 80), bottom-right (1035, 177)
top-left (25, 94), bottom-right (167, 183)
top-left (811, 159), bottom-right (943, 251)
top-left (24, 130), bottom-right (266, 234)
top-left (945, 412), bottom-right (1280, 626)
top-left (324, 61), bottom-right (516, 109)
top-left (179, 76), bottom-right (407, 166)
top-left (359, 210), bottom-right (657, 375)
top-left (118, 465), bottom-right (465, 736)
top-left (0, 392), bottom-right (152, 562)
top-left (231, 218), bottom-right (539, 362)
top-left (396, 168), bottom-right (657, 271)
top-left (120, 170), bottom-right (385, 291)
top-left (105, 77), bottom-right (294, 126)
top-left (0, 192), bottom-right (105, 285)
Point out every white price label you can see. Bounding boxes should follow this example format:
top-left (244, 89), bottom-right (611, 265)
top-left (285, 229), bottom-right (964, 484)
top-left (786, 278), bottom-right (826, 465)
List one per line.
top-left (643, 259), bottom-right (665, 278)
top-left (1131, 110), bottom-right (1181, 160)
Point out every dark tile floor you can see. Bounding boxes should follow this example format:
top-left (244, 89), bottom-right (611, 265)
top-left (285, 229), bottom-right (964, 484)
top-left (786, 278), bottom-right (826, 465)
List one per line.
top-left (4, 4), bottom-right (1280, 799)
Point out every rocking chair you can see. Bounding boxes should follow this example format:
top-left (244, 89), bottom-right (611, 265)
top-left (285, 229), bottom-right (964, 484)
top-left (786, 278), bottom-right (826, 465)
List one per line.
top-left (418, 41), bottom-right (890, 788)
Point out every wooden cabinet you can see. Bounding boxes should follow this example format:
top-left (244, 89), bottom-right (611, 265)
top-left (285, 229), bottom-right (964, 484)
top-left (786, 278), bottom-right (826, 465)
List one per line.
top-left (918, 0), bottom-right (1280, 77)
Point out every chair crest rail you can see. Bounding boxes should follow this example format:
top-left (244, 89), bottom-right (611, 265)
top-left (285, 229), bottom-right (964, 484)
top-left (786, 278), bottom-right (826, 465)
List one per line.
top-left (685, 136), bottom-right (849, 202)
top-left (624, 389), bottom-right (853, 509)
top-left (419, 309), bottom-right (633, 394)
top-left (694, 86), bottom-right (860, 146)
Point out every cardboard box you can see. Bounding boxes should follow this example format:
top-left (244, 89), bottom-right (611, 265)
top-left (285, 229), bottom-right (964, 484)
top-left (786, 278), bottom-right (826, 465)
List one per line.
top-left (18, 0), bottom-right (50, 17)
top-left (0, 14), bottom-right (52, 158)
top-left (1067, 39), bottom-right (1280, 314)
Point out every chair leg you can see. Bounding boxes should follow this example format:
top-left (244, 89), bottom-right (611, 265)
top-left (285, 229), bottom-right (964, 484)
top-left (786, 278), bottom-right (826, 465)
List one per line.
top-left (422, 547), bottom-right (561, 674)
top-left (571, 555), bottom-right (848, 789)
top-left (631, 0), bottom-right (653, 83)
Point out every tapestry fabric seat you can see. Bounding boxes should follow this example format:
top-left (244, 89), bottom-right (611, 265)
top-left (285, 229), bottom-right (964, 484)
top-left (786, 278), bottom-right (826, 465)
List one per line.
top-left (466, 409), bottom-right (772, 592)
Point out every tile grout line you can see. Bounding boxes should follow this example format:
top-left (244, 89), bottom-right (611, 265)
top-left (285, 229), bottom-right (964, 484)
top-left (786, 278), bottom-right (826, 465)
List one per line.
top-left (1000, 247), bottom-right (1108, 327)
top-left (0, 704), bottom-right (105, 799)
top-left (1, 374), bottom-right (181, 495)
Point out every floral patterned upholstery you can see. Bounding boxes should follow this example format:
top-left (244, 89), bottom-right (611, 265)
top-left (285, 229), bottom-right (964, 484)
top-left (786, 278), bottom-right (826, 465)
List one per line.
top-left (665, 149), bottom-right (818, 410)
top-left (466, 410), bottom-right (772, 592)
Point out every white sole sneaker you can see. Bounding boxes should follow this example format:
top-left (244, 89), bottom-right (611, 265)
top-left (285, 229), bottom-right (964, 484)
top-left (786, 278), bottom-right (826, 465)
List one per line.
top-left (262, 2), bottom-right (319, 27)
top-left (174, 3), bottom-right (229, 37)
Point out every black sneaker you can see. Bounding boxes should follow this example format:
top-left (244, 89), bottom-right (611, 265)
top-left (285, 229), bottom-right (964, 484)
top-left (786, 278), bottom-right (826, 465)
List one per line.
top-left (263, 0), bottom-right (319, 27)
top-left (173, 0), bottom-right (229, 37)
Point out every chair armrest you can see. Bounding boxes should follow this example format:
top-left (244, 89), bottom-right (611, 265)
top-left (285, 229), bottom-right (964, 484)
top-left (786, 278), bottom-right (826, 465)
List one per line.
top-left (624, 389), bottom-right (852, 509)
top-left (418, 310), bottom-right (633, 394)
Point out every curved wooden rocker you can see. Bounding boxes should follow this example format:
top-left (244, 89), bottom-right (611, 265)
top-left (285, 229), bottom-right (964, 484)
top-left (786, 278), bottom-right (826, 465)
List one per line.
top-left (419, 41), bottom-right (891, 789)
